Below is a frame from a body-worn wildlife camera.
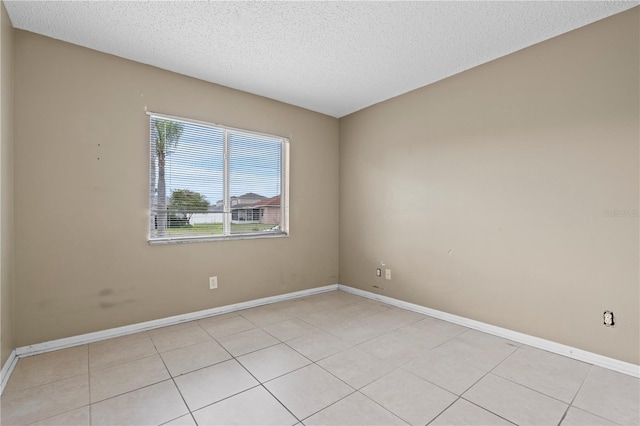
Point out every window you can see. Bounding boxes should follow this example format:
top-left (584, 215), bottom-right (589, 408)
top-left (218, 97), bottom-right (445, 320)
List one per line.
top-left (148, 112), bottom-right (289, 243)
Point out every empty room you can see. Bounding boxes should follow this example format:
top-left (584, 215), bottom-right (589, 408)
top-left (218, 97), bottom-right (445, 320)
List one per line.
top-left (0, 1), bottom-right (638, 425)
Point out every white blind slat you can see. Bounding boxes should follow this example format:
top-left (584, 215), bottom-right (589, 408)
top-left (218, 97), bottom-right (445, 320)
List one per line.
top-left (148, 114), bottom-right (288, 242)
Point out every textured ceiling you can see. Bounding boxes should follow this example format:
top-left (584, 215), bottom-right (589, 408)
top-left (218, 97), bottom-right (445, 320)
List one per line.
top-left (4, 1), bottom-right (638, 117)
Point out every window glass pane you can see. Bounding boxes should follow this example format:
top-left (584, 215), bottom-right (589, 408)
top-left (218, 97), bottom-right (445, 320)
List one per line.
top-left (150, 117), bottom-right (224, 240)
top-left (229, 132), bottom-right (282, 235)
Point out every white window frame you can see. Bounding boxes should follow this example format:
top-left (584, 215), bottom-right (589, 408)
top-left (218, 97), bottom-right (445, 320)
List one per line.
top-left (147, 111), bottom-right (290, 244)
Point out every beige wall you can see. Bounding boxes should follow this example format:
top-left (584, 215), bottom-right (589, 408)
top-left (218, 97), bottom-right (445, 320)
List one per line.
top-left (340, 8), bottom-right (639, 364)
top-left (1, 1), bottom-right (15, 366)
top-left (13, 31), bottom-right (339, 347)
top-left (5, 7), bottom-right (639, 367)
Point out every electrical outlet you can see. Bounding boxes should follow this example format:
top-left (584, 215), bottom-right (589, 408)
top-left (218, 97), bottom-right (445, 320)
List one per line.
top-left (385, 269), bottom-right (391, 280)
top-left (209, 276), bottom-right (218, 290)
top-left (603, 311), bottom-right (614, 327)
top-left (376, 268), bottom-right (382, 277)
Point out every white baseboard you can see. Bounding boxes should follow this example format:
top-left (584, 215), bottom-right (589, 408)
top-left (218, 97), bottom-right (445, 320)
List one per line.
top-left (338, 284), bottom-right (640, 378)
top-left (15, 284), bottom-right (338, 358)
top-left (5, 281), bottom-right (638, 395)
top-left (1, 349), bottom-right (18, 394)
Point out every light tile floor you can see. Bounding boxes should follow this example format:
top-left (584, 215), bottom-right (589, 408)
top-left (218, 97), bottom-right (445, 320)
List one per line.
top-left (1, 290), bottom-right (639, 425)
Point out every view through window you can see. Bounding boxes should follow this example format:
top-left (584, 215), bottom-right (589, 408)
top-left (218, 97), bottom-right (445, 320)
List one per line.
top-left (148, 113), bottom-right (289, 242)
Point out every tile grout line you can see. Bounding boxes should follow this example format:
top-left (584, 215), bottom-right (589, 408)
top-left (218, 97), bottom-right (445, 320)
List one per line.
top-left (400, 368), bottom-right (464, 401)
top-left (230, 322), bottom-right (345, 424)
top-left (488, 354), bottom-right (594, 409)
top-left (458, 398), bottom-right (518, 425)
top-left (356, 367), bottom-right (452, 426)
top-left (392, 356), bottom-right (516, 425)
top-left (420, 327), bottom-right (521, 423)
top-left (15, 402), bottom-right (91, 425)
top-left (186, 330), bottom-right (260, 419)
top-left (442, 335), bottom-right (524, 424)
top-left (194, 334), bottom-right (302, 424)
top-left (454, 341), bottom-right (593, 425)
top-left (343, 389), bottom-right (411, 425)
top-left (185, 382), bottom-right (265, 420)
top-left (395, 364), bottom-right (495, 423)
top-left (289, 337), bottom-right (411, 424)
top-left (1, 347), bottom-right (94, 425)
top-left (557, 364), bottom-right (623, 426)
top-left (258, 383), bottom-right (302, 425)
top-left (151, 322), bottom-right (310, 387)
top-left (425, 396), bottom-right (461, 426)
top-left (253, 303), bottom-right (372, 423)
top-left (151, 331), bottom-right (200, 425)
top-left (229, 332), bottom-right (303, 423)
top-left (298, 389), bottom-right (359, 424)
top-left (396, 329), bottom-right (518, 400)
top-left (15, 377), bottom-right (172, 425)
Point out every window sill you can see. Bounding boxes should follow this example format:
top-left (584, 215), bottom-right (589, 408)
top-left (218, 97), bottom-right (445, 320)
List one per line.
top-left (148, 232), bottom-right (289, 245)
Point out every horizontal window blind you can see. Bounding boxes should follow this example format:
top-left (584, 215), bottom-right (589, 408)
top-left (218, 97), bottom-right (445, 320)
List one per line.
top-left (148, 113), bottom-right (288, 242)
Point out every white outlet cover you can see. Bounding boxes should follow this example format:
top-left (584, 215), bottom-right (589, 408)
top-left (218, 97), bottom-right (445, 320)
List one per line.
top-left (209, 276), bottom-right (218, 290)
top-left (385, 269), bottom-right (391, 280)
